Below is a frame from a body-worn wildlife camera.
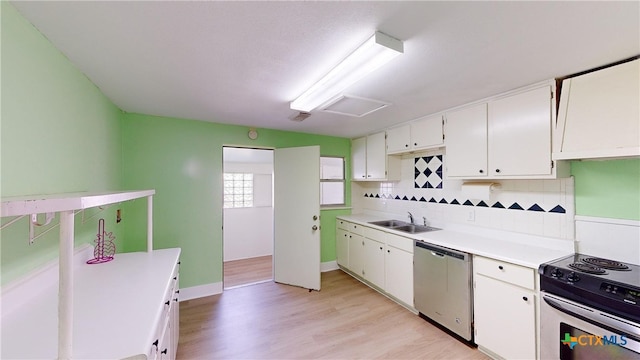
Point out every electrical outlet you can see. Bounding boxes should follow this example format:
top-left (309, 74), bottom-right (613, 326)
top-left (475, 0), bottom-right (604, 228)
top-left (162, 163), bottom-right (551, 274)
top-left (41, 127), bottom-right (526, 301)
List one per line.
top-left (467, 209), bottom-right (475, 222)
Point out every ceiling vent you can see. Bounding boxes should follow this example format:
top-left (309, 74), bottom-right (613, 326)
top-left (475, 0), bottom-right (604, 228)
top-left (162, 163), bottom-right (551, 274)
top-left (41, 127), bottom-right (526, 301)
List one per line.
top-left (291, 111), bottom-right (312, 122)
top-left (320, 95), bottom-right (390, 117)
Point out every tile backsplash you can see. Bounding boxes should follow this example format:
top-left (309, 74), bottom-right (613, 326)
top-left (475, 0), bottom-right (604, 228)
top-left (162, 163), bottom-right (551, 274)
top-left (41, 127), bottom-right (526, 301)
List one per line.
top-left (352, 150), bottom-right (575, 239)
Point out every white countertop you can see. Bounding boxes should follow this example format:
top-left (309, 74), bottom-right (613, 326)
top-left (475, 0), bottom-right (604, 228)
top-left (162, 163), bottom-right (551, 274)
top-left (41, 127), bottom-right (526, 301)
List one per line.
top-left (2, 248), bottom-right (181, 359)
top-left (338, 214), bottom-right (574, 268)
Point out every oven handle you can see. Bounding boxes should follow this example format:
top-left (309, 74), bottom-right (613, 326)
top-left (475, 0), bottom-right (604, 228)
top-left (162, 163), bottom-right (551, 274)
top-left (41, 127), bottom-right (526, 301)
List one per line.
top-left (543, 293), bottom-right (640, 341)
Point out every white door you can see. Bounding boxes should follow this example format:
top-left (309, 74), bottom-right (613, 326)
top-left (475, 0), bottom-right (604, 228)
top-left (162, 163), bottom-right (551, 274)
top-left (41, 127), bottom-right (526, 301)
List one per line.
top-left (273, 145), bottom-right (321, 290)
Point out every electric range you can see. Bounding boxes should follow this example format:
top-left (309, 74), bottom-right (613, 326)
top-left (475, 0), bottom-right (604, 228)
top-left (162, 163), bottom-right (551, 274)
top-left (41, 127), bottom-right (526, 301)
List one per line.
top-left (539, 254), bottom-right (640, 324)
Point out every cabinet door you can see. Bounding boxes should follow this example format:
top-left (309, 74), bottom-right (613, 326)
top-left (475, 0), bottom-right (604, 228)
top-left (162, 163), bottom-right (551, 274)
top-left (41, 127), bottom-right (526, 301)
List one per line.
top-left (363, 238), bottom-right (385, 289)
top-left (557, 60), bottom-right (640, 159)
top-left (385, 245), bottom-right (413, 306)
top-left (386, 125), bottom-right (411, 154)
top-left (445, 104), bottom-right (488, 177)
top-left (348, 233), bottom-right (365, 276)
top-left (351, 137), bottom-right (367, 180)
top-left (474, 274), bottom-right (536, 359)
top-left (411, 115), bottom-right (443, 150)
top-left (488, 86), bottom-right (552, 176)
top-left (366, 132), bottom-right (387, 179)
top-left (336, 228), bottom-right (349, 267)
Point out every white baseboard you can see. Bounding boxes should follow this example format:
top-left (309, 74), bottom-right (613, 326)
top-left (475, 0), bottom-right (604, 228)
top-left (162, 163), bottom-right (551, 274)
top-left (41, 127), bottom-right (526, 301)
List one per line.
top-left (321, 260), bottom-right (339, 272)
top-left (180, 281), bottom-right (223, 301)
top-left (179, 261), bottom-right (339, 301)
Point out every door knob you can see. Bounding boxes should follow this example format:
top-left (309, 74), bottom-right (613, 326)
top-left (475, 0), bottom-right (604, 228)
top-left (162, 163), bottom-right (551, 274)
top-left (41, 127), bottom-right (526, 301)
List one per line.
top-left (313, 215), bottom-right (318, 221)
top-left (312, 225), bottom-right (318, 231)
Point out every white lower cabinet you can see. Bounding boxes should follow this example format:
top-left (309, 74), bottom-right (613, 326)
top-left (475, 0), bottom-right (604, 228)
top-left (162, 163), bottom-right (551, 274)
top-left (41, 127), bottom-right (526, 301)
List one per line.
top-left (336, 219), bottom-right (414, 309)
top-left (348, 232), bottom-right (365, 276)
top-left (336, 228), bottom-right (349, 267)
top-left (151, 259), bottom-right (181, 360)
top-left (384, 244), bottom-right (413, 306)
top-left (473, 256), bottom-right (536, 360)
top-left (363, 237), bottom-right (385, 289)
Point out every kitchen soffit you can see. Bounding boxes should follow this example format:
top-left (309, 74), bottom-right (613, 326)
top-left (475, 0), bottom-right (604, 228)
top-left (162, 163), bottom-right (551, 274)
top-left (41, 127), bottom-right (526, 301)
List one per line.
top-left (10, 1), bottom-right (640, 138)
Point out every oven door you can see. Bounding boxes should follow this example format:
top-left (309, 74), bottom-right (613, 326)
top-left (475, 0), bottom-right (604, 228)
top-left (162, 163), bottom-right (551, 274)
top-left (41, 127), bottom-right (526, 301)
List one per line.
top-left (540, 292), bottom-right (640, 360)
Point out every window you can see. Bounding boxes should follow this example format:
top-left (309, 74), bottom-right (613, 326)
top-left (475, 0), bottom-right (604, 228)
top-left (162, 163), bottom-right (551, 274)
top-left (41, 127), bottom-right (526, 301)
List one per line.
top-left (223, 173), bottom-right (253, 208)
top-left (320, 157), bottom-right (345, 206)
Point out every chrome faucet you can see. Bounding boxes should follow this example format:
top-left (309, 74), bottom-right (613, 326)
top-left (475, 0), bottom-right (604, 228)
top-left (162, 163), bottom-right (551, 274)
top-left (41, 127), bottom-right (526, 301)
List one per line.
top-left (407, 212), bottom-right (414, 225)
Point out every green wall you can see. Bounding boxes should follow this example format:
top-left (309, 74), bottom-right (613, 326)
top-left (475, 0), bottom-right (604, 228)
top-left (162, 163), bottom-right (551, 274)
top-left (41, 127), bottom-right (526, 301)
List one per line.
top-left (572, 159), bottom-right (640, 220)
top-left (0, 2), bottom-right (123, 284)
top-left (121, 113), bottom-right (351, 288)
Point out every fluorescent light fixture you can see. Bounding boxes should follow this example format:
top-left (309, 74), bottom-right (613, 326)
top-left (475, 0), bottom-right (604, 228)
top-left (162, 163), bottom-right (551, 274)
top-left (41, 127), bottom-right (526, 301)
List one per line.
top-left (290, 31), bottom-right (403, 112)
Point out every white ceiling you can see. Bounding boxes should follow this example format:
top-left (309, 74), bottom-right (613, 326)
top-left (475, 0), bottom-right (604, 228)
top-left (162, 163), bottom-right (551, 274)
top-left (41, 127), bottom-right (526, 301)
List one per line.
top-left (11, 1), bottom-right (639, 139)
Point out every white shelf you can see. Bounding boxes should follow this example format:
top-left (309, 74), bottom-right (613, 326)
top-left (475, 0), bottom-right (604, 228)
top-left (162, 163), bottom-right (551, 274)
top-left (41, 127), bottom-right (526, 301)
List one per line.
top-left (1, 189), bottom-right (157, 359)
top-left (1, 190), bottom-right (156, 217)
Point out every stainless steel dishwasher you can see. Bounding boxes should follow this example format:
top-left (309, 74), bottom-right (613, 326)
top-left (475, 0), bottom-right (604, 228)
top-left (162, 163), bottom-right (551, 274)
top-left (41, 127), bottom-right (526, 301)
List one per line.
top-left (414, 240), bottom-right (473, 341)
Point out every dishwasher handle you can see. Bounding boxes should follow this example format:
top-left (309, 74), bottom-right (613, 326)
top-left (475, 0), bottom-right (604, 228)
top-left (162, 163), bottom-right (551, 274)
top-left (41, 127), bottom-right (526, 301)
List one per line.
top-left (415, 241), bottom-right (468, 261)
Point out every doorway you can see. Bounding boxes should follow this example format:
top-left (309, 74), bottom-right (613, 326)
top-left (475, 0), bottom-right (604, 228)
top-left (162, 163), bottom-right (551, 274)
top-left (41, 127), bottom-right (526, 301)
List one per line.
top-left (222, 147), bottom-right (274, 289)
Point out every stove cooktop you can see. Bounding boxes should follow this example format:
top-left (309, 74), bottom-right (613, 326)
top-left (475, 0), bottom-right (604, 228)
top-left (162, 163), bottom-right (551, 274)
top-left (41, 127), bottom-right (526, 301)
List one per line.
top-left (541, 253), bottom-right (640, 288)
top-left (539, 254), bottom-right (640, 323)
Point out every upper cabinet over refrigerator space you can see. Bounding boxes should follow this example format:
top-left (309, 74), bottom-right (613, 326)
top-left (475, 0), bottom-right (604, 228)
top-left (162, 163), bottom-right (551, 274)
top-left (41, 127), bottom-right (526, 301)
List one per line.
top-left (553, 58), bottom-right (640, 161)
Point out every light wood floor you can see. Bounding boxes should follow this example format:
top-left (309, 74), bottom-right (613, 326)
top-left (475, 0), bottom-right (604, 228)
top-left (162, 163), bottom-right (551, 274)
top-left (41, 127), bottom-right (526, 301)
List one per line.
top-left (177, 270), bottom-right (488, 359)
top-left (224, 255), bottom-right (273, 289)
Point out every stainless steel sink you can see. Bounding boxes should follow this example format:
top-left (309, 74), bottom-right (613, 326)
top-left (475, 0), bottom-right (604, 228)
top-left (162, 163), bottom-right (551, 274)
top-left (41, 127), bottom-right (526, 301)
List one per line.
top-left (368, 220), bottom-right (440, 234)
top-left (368, 219), bottom-right (409, 228)
top-left (391, 224), bottom-right (441, 233)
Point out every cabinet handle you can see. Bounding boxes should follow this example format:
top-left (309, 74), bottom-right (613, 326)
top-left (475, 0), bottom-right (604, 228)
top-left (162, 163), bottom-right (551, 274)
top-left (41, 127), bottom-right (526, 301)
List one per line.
top-left (161, 349), bottom-right (168, 355)
top-left (498, 265), bottom-right (504, 270)
top-left (362, 175), bottom-right (366, 178)
top-left (522, 296), bottom-right (528, 302)
top-left (367, 174), bottom-right (371, 177)
top-left (479, 169), bottom-right (484, 174)
top-left (165, 300), bottom-right (170, 306)
top-left (414, 143), bottom-right (418, 146)
top-left (495, 169), bottom-right (501, 173)
top-left (152, 339), bottom-right (159, 348)
top-left (174, 298), bottom-right (179, 302)
top-left (387, 249), bottom-right (390, 253)
top-left (362, 241), bottom-right (364, 246)
top-left (379, 246), bottom-right (383, 250)
top-left (405, 144), bottom-right (409, 147)
top-left (177, 261), bottom-right (181, 265)
top-left (176, 290), bottom-right (180, 294)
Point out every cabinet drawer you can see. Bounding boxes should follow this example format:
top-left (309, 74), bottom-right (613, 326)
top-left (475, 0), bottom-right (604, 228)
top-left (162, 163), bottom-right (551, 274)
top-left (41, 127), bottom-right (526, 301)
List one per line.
top-left (337, 219), bottom-right (350, 231)
top-left (385, 233), bottom-right (414, 253)
top-left (474, 256), bottom-right (534, 290)
top-left (364, 226), bottom-right (386, 242)
top-left (348, 223), bottom-right (365, 236)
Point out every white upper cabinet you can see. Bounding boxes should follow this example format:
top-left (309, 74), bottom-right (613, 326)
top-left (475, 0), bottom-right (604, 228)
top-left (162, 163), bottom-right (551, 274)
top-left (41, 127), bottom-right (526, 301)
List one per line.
top-left (351, 132), bottom-right (400, 181)
top-left (351, 136), bottom-right (368, 180)
top-left (554, 59), bottom-right (640, 160)
top-left (366, 132), bottom-right (387, 179)
top-left (446, 83), bottom-right (568, 179)
top-left (386, 115), bottom-right (444, 154)
top-left (444, 104), bottom-right (488, 177)
top-left (488, 85), bottom-right (553, 177)
top-left (386, 124), bottom-right (411, 153)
